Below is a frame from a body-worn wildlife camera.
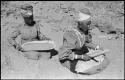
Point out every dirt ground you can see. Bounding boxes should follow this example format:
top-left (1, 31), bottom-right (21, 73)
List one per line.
top-left (1, 1), bottom-right (124, 79)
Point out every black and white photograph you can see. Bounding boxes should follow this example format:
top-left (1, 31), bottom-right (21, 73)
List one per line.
top-left (1, 1), bottom-right (124, 79)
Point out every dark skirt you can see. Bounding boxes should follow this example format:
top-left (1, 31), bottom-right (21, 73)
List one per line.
top-left (70, 45), bottom-right (89, 73)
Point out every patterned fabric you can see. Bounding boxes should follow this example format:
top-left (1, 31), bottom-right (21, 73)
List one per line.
top-left (59, 28), bottom-right (98, 72)
top-left (63, 29), bottom-right (86, 50)
top-left (72, 29), bottom-right (85, 47)
top-left (59, 28), bottom-right (86, 71)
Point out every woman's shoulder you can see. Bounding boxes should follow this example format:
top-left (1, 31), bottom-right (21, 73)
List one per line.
top-left (64, 29), bottom-right (77, 36)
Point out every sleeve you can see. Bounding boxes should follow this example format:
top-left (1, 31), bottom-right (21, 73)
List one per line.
top-left (36, 23), bottom-right (51, 40)
top-left (58, 31), bottom-right (77, 59)
top-left (7, 27), bottom-right (20, 47)
top-left (63, 31), bottom-right (77, 49)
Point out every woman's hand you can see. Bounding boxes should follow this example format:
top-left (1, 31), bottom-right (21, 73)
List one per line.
top-left (14, 43), bottom-right (24, 51)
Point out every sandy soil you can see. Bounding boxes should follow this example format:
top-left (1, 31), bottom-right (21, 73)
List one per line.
top-left (1, 1), bottom-right (124, 79)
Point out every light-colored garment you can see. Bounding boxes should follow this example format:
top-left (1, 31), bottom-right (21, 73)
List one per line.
top-left (59, 29), bottom-right (86, 69)
top-left (59, 28), bottom-right (98, 70)
top-left (78, 11), bottom-right (91, 21)
top-left (72, 29), bottom-right (85, 47)
top-left (62, 28), bottom-right (86, 50)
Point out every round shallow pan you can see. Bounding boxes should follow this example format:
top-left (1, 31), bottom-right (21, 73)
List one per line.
top-left (75, 54), bottom-right (110, 75)
top-left (21, 40), bottom-right (56, 51)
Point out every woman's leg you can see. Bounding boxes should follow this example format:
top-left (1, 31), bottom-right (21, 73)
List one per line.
top-left (70, 59), bottom-right (78, 73)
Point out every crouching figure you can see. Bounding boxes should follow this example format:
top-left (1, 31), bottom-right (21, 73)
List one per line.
top-left (58, 8), bottom-right (110, 75)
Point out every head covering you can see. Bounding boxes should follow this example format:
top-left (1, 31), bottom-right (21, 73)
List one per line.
top-left (20, 4), bottom-right (33, 11)
top-left (20, 4), bottom-right (35, 26)
top-left (20, 4), bottom-right (33, 17)
top-left (78, 8), bottom-right (91, 21)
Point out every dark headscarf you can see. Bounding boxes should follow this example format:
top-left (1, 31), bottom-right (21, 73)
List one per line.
top-left (21, 3), bottom-right (33, 11)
